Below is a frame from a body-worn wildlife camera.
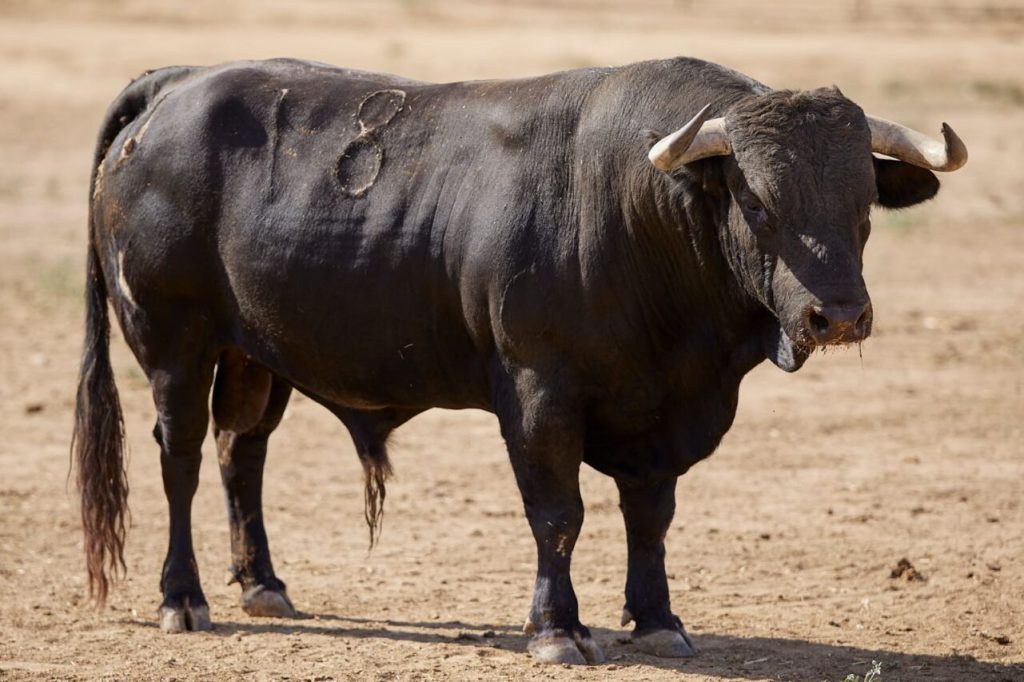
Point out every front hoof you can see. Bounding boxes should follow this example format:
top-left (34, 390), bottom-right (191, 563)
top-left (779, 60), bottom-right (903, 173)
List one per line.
top-left (241, 585), bottom-right (297, 618)
top-left (528, 631), bottom-right (606, 665)
top-left (159, 603), bottom-right (212, 633)
top-left (632, 628), bottom-right (697, 658)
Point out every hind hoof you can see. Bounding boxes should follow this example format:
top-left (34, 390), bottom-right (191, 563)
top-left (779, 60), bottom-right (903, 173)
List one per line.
top-left (241, 585), bottom-right (297, 618)
top-left (159, 604), bottom-right (212, 633)
top-left (632, 627), bottom-right (697, 658)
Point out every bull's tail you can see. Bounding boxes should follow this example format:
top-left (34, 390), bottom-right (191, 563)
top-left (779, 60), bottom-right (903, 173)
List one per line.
top-left (73, 66), bottom-right (195, 602)
top-left (72, 235), bottom-right (128, 603)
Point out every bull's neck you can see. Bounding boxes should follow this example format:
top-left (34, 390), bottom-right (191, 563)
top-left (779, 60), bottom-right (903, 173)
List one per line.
top-left (581, 163), bottom-right (766, 372)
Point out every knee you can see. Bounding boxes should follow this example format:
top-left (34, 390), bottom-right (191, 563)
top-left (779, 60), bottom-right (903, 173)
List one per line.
top-left (154, 419), bottom-right (205, 458)
top-left (156, 413), bottom-right (208, 456)
top-left (526, 497), bottom-right (584, 537)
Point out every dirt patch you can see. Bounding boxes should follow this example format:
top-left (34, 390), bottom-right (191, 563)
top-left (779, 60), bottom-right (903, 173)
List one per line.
top-left (1, 2), bottom-right (1022, 681)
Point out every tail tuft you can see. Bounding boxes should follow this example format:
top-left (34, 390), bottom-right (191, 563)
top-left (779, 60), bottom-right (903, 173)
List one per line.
top-left (360, 445), bottom-right (392, 548)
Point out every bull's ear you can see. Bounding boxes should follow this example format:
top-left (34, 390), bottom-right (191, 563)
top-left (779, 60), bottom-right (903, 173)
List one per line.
top-left (643, 129), bottom-right (664, 150)
top-left (874, 158), bottom-right (939, 209)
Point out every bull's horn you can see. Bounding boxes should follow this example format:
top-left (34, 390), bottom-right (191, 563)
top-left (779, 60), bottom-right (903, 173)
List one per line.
top-left (649, 104), bottom-right (731, 171)
top-left (867, 116), bottom-right (967, 172)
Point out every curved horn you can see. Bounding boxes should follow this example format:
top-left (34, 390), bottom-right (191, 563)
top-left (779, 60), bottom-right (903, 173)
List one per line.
top-left (649, 104), bottom-right (731, 171)
top-left (867, 116), bottom-right (967, 172)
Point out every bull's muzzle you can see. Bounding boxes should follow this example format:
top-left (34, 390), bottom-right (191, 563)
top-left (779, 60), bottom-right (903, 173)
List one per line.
top-left (802, 300), bottom-right (873, 347)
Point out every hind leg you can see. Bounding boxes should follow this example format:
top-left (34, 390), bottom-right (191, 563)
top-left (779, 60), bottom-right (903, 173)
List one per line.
top-left (149, 356), bottom-right (217, 633)
top-left (215, 370), bottom-right (295, 618)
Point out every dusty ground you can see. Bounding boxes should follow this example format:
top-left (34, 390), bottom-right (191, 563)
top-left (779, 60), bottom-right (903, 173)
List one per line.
top-left (1, 1), bottom-right (1022, 680)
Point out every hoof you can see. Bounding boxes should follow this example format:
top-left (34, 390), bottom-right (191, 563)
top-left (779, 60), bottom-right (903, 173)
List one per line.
top-left (574, 632), bottom-right (606, 664)
top-left (632, 628), bottom-right (697, 658)
top-left (159, 604), bottom-right (212, 633)
top-left (241, 585), bottom-right (297, 618)
top-left (528, 632), bottom-right (605, 665)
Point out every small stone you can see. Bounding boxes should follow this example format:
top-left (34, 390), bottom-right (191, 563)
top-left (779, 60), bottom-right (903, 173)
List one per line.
top-left (890, 558), bottom-right (925, 582)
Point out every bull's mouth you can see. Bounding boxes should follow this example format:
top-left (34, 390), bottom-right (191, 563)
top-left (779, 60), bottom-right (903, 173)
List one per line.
top-left (764, 322), bottom-right (811, 373)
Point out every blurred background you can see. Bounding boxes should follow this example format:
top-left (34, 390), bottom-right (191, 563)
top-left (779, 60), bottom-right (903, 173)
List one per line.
top-left (1, 2), bottom-right (1021, 680)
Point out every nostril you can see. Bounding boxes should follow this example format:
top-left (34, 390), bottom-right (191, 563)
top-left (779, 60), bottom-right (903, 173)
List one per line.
top-left (856, 308), bottom-right (871, 331)
top-left (808, 311), bottom-right (830, 335)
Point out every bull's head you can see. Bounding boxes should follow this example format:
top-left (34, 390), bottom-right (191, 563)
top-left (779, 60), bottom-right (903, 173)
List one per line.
top-left (648, 88), bottom-right (967, 371)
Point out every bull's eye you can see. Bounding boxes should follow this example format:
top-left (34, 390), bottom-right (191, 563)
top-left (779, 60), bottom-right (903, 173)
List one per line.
top-left (742, 199), bottom-right (769, 231)
top-left (734, 185), bottom-right (771, 233)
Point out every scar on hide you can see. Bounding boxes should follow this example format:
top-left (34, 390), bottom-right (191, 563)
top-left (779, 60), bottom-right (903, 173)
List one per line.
top-left (335, 89), bottom-right (406, 197)
top-left (555, 533), bottom-right (570, 558)
top-left (266, 88), bottom-right (289, 203)
top-left (357, 89), bottom-right (406, 135)
top-left (92, 160), bottom-right (106, 200)
top-left (117, 94), bottom-right (167, 164)
top-left (116, 251), bottom-right (137, 308)
top-left (337, 136), bottom-right (383, 197)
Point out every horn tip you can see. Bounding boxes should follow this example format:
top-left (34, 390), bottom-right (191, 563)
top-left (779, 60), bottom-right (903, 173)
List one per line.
top-left (940, 122), bottom-right (968, 170)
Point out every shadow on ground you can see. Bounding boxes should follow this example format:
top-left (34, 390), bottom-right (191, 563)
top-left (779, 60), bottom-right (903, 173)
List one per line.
top-left (168, 613), bottom-right (1022, 681)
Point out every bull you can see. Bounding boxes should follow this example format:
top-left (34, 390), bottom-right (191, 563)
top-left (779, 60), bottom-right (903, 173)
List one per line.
top-left (73, 57), bottom-right (966, 664)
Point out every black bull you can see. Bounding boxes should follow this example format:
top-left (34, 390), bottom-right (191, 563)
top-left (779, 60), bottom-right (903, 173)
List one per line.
top-left (73, 57), bottom-right (964, 663)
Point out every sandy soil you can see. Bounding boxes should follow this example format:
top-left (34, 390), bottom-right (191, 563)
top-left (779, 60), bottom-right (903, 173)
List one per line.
top-left (1, 1), bottom-right (1022, 680)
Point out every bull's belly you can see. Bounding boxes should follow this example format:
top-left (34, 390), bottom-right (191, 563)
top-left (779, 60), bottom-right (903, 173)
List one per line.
top-left (228, 301), bottom-right (493, 413)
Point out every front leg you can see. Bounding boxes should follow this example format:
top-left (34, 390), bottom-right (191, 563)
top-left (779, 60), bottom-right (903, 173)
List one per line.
top-left (617, 477), bottom-right (697, 657)
top-left (497, 372), bottom-right (604, 665)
